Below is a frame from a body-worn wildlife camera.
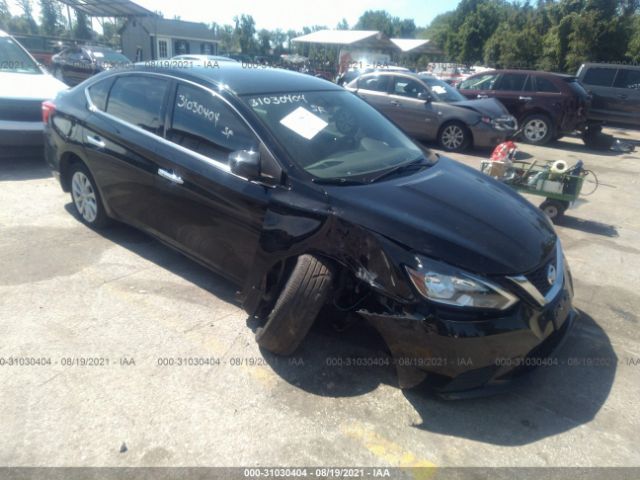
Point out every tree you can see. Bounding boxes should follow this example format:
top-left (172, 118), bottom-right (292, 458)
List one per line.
top-left (40, 0), bottom-right (64, 36)
top-left (233, 14), bottom-right (257, 54)
top-left (628, 16), bottom-right (640, 61)
top-left (336, 18), bottom-right (349, 30)
top-left (73, 10), bottom-right (92, 40)
top-left (356, 10), bottom-right (395, 37)
top-left (257, 28), bottom-right (271, 55)
top-left (15, 0), bottom-right (39, 34)
top-left (0, 0), bottom-right (10, 29)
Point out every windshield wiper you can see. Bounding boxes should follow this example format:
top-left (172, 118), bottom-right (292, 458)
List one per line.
top-left (367, 157), bottom-right (432, 183)
top-left (311, 177), bottom-right (367, 186)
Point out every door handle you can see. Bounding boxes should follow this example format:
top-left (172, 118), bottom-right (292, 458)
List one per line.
top-left (86, 134), bottom-right (105, 148)
top-left (158, 168), bottom-right (184, 185)
top-left (390, 100), bottom-right (401, 106)
top-left (477, 94), bottom-right (488, 99)
top-left (519, 96), bottom-right (532, 101)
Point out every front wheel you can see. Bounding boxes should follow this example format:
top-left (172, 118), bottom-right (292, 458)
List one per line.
top-left (438, 122), bottom-right (470, 152)
top-left (256, 255), bottom-right (333, 355)
top-left (69, 163), bottom-right (110, 229)
top-left (521, 114), bottom-right (553, 145)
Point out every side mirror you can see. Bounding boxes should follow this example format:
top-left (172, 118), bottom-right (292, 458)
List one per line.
top-left (417, 92), bottom-right (432, 102)
top-left (229, 149), bottom-right (261, 180)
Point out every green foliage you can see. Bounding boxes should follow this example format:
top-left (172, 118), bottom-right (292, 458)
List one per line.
top-left (355, 10), bottom-right (416, 38)
top-left (233, 14), bottom-right (257, 54)
top-left (39, 0), bottom-right (64, 36)
top-left (73, 10), bottom-right (92, 40)
top-left (427, 0), bottom-right (640, 73)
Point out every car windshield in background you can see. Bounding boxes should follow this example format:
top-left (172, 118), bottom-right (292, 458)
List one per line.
top-left (88, 49), bottom-right (130, 64)
top-left (418, 75), bottom-right (467, 103)
top-left (243, 90), bottom-right (430, 183)
top-left (0, 37), bottom-right (40, 74)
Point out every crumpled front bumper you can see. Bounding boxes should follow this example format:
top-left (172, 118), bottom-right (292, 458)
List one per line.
top-left (359, 268), bottom-right (575, 397)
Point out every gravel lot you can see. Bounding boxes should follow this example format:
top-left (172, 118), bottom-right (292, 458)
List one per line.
top-left (1, 128), bottom-right (639, 469)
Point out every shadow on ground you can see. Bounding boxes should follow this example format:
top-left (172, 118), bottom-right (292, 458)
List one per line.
top-left (555, 214), bottom-right (619, 237)
top-left (0, 151), bottom-right (51, 182)
top-left (63, 205), bottom-right (239, 305)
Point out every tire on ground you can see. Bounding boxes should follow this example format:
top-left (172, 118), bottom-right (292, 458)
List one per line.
top-left (255, 254), bottom-right (333, 356)
top-left (68, 162), bottom-right (110, 229)
top-left (521, 114), bottom-right (554, 145)
top-left (437, 121), bottom-right (471, 152)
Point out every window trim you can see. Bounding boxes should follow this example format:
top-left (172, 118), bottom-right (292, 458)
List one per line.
top-left (83, 71), bottom-right (279, 182)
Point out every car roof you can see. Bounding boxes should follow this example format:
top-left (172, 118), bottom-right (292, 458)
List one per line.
top-left (469, 69), bottom-right (571, 78)
top-left (581, 62), bottom-right (640, 70)
top-left (130, 63), bottom-right (342, 95)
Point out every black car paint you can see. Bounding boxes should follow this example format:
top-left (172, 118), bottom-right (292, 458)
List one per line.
top-left (45, 65), bottom-right (575, 395)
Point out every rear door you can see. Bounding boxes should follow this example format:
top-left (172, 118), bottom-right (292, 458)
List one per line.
top-left (353, 74), bottom-right (393, 115)
top-left (611, 67), bottom-right (640, 126)
top-left (152, 81), bottom-right (271, 283)
top-left (82, 74), bottom-right (172, 231)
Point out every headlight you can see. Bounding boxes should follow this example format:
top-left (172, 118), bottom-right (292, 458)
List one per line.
top-left (405, 258), bottom-right (518, 310)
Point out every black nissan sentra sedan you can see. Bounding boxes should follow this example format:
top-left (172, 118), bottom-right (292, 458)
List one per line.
top-left (44, 64), bottom-right (576, 396)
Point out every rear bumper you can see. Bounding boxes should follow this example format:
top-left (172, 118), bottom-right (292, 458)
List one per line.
top-left (0, 119), bottom-right (44, 146)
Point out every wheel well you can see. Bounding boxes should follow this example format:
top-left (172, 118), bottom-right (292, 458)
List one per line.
top-left (59, 152), bottom-right (85, 192)
top-left (520, 110), bottom-right (553, 126)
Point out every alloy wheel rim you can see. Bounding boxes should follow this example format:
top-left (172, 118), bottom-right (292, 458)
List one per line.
top-left (524, 119), bottom-right (548, 142)
top-left (71, 172), bottom-right (98, 223)
top-left (442, 125), bottom-right (464, 149)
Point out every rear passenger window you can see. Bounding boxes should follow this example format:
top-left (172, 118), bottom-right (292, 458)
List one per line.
top-left (613, 69), bottom-right (640, 90)
top-left (106, 75), bottom-right (169, 134)
top-left (582, 67), bottom-right (616, 87)
top-left (535, 77), bottom-right (560, 93)
top-left (167, 83), bottom-right (256, 162)
top-left (87, 78), bottom-right (114, 111)
top-left (358, 75), bottom-right (390, 92)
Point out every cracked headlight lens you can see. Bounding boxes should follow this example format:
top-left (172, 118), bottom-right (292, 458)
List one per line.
top-left (406, 259), bottom-right (518, 310)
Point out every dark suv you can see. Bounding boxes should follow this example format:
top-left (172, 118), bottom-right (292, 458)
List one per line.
top-left (458, 70), bottom-right (591, 145)
top-left (577, 63), bottom-right (640, 128)
top-left (51, 45), bottom-right (131, 86)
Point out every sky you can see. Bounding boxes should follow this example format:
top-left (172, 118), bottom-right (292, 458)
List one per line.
top-left (10, 0), bottom-right (462, 31)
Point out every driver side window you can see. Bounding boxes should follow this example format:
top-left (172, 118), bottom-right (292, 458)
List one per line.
top-left (167, 83), bottom-right (257, 163)
top-left (392, 78), bottom-right (427, 99)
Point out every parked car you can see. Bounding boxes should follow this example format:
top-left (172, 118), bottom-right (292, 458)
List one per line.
top-left (170, 54), bottom-right (238, 64)
top-left (336, 66), bottom-right (409, 86)
top-left (458, 69), bottom-right (591, 145)
top-left (0, 29), bottom-right (67, 148)
top-left (577, 63), bottom-right (640, 128)
top-left (44, 64), bottom-right (575, 396)
top-left (346, 71), bottom-right (517, 151)
top-left (51, 46), bottom-right (132, 86)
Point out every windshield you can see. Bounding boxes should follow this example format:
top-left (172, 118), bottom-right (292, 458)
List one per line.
top-left (244, 90), bottom-right (430, 183)
top-left (418, 75), bottom-right (467, 102)
top-left (89, 49), bottom-right (130, 64)
top-left (0, 37), bottom-right (40, 74)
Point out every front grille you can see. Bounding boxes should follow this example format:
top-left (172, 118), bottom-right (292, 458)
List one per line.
top-left (0, 99), bottom-right (43, 122)
top-left (525, 251), bottom-right (558, 297)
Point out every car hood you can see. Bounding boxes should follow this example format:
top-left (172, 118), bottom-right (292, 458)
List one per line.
top-left (0, 71), bottom-right (67, 100)
top-left (326, 157), bottom-right (556, 275)
top-left (452, 98), bottom-right (508, 117)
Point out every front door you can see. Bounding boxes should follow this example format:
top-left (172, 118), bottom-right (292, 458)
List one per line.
top-left (388, 76), bottom-right (438, 139)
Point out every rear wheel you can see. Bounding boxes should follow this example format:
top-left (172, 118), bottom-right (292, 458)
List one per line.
top-left (256, 255), bottom-right (334, 355)
top-left (438, 122), bottom-right (470, 152)
top-left (521, 114), bottom-right (553, 145)
top-left (69, 163), bottom-right (109, 229)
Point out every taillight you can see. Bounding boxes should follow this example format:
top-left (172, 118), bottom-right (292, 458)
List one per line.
top-left (42, 100), bottom-right (56, 124)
